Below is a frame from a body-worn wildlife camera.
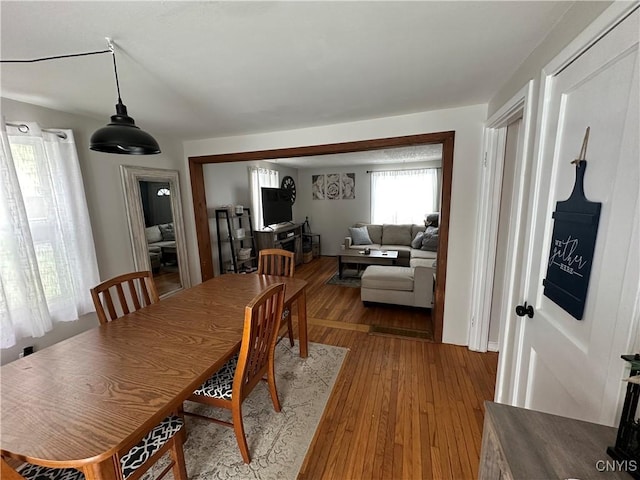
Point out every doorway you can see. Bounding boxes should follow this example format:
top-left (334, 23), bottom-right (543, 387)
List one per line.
top-left (189, 131), bottom-right (455, 342)
top-left (488, 118), bottom-right (523, 350)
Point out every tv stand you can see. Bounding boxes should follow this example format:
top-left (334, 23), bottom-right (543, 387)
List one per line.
top-left (254, 223), bottom-right (303, 265)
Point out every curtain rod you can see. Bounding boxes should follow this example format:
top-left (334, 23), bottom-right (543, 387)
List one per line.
top-left (366, 166), bottom-right (442, 174)
top-left (6, 122), bottom-right (68, 140)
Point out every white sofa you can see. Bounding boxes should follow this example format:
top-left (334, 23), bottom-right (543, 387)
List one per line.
top-left (344, 223), bottom-right (438, 308)
top-left (145, 223), bottom-right (176, 264)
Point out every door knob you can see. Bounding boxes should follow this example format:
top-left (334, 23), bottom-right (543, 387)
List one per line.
top-left (515, 302), bottom-right (534, 318)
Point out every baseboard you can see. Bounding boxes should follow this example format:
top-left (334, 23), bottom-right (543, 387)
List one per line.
top-left (488, 341), bottom-right (499, 352)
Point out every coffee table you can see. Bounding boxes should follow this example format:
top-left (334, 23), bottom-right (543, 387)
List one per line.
top-left (337, 248), bottom-right (399, 279)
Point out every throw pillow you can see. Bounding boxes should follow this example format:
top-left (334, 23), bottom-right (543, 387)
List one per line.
top-left (425, 213), bottom-right (440, 228)
top-left (421, 227), bottom-right (439, 251)
top-left (159, 223), bottom-right (175, 241)
top-left (349, 226), bottom-right (373, 245)
top-left (411, 231), bottom-right (424, 249)
top-left (145, 225), bottom-right (162, 244)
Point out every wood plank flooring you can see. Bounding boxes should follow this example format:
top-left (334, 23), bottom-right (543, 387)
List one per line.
top-left (294, 257), bottom-right (498, 480)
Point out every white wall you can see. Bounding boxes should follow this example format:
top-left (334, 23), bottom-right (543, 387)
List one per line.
top-left (183, 104), bottom-right (487, 345)
top-left (1, 97), bottom-right (188, 364)
top-left (297, 160), bottom-right (441, 255)
top-left (488, 1), bottom-right (612, 117)
top-left (202, 160), bottom-right (298, 276)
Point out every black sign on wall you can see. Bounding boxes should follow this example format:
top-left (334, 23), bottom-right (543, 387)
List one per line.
top-left (542, 128), bottom-right (601, 320)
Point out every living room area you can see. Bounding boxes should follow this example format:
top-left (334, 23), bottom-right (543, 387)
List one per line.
top-left (194, 139), bottom-right (446, 341)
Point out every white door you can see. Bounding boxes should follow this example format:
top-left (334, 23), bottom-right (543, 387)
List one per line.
top-left (511, 6), bottom-right (639, 425)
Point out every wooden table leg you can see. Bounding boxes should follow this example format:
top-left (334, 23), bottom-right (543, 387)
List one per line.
top-left (297, 289), bottom-right (308, 358)
top-left (82, 457), bottom-right (118, 480)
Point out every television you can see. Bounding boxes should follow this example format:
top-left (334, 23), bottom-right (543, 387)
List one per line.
top-left (261, 187), bottom-right (293, 227)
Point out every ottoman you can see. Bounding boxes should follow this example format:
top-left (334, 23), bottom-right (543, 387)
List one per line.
top-left (361, 265), bottom-right (415, 307)
top-left (149, 251), bottom-right (161, 273)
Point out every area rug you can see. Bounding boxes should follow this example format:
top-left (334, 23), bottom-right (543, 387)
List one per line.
top-left (325, 270), bottom-right (362, 287)
top-left (142, 341), bottom-right (348, 480)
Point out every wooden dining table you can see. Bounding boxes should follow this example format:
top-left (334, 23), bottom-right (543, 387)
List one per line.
top-left (0, 274), bottom-right (308, 480)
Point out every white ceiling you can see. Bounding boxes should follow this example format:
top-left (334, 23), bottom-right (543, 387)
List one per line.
top-left (266, 143), bottom-right (443, 168)
top-left (1, 1), bottom-right (572, 142)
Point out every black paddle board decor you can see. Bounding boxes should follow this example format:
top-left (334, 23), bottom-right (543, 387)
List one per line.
top-left (542, 127), bottom-right (601, 320)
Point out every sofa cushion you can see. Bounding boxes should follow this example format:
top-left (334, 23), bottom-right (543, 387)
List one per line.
top-left (382, 224), bottom-right (412, 246)
top-left (410, 257), bottom-right (437, 268)
top-left (145, 225), bottom-right (162, 244)
top-left (355, 223), bottom-right (382, 244)
top-left (361, 266), bottom-right (414, 291)
top-left (411, 249), bottom-right (437, 260)
top-left (349, 226), bottom-right (373, 245)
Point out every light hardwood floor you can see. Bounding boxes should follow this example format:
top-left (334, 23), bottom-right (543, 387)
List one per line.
top-left (294, 256), bottom-right (498, 480)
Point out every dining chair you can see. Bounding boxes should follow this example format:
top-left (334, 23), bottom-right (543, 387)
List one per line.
top-left (1, 458), bottom-right (28, 480)
top-left (257, 248), bottom-right (295, 346)
top-left (90, 270), bottom-right (160, 325)
top-left (1, 415), bottom-right (187, 480)
top-left (87, 272), bottom-right (188, 480)
top-left (185, 282), bottom-right (286, 463)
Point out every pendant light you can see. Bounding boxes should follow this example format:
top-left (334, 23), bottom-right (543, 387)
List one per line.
top-left (90, 40), bottom-right (160, 155)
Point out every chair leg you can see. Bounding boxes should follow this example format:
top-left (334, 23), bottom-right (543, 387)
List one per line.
top-left (287, 318), bottom-right (294, 347)
top-left (232, 401), bottom-right (251, 463)
top-left (176, 404), bottom-right (188, 441)
top-left (268, 362), bottom-right (282, 412)
top-left (169, 436), bottom-right (188, 480)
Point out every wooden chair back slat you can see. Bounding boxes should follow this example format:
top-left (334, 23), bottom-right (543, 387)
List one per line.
top-left (235, 282), bottom-right (285, 398)
top-left (102, 290), bottom-right (118, 322)
top-left (115, 284), bottom-right (130, 316)
top-left (91, 271), bottom-right (160, 325)
top-left (257, 249), bottom-right (295, 278)
top-left (126, 279), bottom-right (142, 311)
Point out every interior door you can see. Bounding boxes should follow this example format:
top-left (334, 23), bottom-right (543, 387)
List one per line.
top-left (511, 8), bottom-right (639, 425)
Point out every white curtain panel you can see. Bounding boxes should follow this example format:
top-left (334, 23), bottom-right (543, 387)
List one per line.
top-left (249, 167), bottom-right (279, 229)
top-left (370, 168), bottom-right (440, 225)
top-left (0, 121), bottom-right (99, 348)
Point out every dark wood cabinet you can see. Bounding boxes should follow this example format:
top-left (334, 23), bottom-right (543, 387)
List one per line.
top-left (254, 223), bottom-right (303, 265)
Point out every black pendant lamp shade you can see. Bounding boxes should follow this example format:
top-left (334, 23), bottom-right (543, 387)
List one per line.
top-left (90, 100), bottom-right (160, 154)
top-left (90, 41), bottom-right (160, 155)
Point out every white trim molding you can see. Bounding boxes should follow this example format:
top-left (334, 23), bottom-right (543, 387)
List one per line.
top-left (469, 81), bottom-right (535, 354)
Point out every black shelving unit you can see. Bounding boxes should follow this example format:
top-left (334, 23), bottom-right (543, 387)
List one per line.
top-left (215, 207), bottom-right (257, 274)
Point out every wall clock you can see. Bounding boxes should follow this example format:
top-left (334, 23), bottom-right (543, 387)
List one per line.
top-left (281, 176), bottom-right (296, 204)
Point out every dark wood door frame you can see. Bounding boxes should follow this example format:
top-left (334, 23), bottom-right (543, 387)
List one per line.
top-left (188, 131), bottom-right (455, 342)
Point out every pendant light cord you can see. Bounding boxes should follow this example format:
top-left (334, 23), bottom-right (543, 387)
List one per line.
top-left (111, 49), bottom-right (122, 103)
top-left (0, 48), bottom-right (111, 63)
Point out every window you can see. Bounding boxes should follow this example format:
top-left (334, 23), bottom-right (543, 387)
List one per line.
top-left (370, 168), bottom-right (441, 224)
top-left (249, 167), bottom-right (279, 229)
top-left (0, 122), bottom-right (99, 348)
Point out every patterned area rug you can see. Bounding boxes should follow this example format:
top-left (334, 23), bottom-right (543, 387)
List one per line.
top-left (325, 270), bottom-right (362, 287)
top-left (143, 342), bottom-right (348, 480)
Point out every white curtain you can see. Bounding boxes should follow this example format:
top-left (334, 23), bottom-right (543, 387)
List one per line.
top-left (249, 167), bottom-right (279, 229)
top-left (0, 121), bottom-right (100, 348)
top-left (370, 168), bottom-right (441, 224)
